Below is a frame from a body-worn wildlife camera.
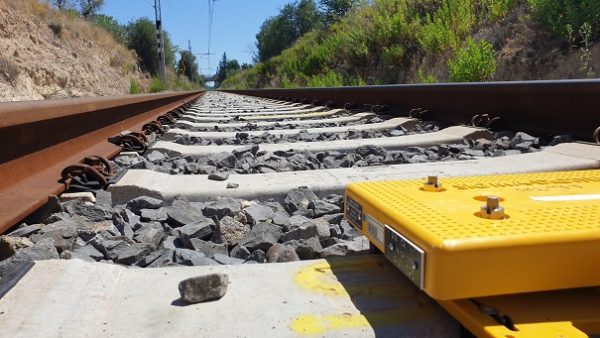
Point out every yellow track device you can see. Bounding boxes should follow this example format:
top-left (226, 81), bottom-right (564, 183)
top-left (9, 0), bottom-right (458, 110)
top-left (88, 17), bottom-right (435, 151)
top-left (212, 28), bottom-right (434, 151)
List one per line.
top-left (344, 170), bottom-right (600, 300)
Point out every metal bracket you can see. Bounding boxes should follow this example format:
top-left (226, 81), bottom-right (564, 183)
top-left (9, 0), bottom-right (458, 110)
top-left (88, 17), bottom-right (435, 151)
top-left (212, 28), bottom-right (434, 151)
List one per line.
top-left (384, 225), bottom-right (425, 289)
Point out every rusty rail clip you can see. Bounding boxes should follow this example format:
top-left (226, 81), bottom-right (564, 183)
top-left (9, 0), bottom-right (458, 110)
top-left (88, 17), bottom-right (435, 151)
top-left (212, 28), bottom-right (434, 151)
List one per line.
top-left (142, 121), bottom-right (165, 135)
top-left (61, 155), bottom-right (114, 190)
top-left (409, 107), bottom-right (429, 119)
top-left (471, 114), bottom-right (501, 129)
top-left (108, 132), bottom-right (148, 154)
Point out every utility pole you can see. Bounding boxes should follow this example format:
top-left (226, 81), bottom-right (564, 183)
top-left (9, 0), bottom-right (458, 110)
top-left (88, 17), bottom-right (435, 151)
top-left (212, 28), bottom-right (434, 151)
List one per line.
top-left (188, 40), bottom-right (194, 83)
top-left (154, 0), bottom-right (167, 83)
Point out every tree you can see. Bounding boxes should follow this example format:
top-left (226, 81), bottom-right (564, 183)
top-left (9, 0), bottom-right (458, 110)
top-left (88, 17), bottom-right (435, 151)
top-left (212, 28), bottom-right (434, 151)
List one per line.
top-left (53, 0), bottom-right (72, 10)
top-left (319, 0), bottom-right (359, 24)
top-left (78, 0), bottom-right (104, 18)
top-left (215, 53), bottom-right (242, 86)
top-left (255, 0), bottom-right (321, 62)
top-left (177, 50), bottom-right (200, 82)
top-left (126, 18), bottom-right (176, 75)
top-left (91, 14), bottom-right (126, 45)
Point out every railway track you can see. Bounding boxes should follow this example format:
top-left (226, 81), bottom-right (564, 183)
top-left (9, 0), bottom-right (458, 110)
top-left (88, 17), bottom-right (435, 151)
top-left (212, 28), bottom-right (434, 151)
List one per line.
top-left (1, 81), bottom-right (600, 337)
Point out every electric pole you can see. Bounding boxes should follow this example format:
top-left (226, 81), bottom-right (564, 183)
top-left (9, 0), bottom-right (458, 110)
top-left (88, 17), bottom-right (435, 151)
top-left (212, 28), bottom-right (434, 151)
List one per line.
top-left (154, 0), bottom-right (167, 83)
top-left (188, 40), bottom-right (194, 83)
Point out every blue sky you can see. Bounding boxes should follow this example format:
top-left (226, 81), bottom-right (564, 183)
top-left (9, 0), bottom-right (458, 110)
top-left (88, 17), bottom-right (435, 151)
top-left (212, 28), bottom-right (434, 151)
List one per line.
top-left (102, 0), bottom-right (294, 76)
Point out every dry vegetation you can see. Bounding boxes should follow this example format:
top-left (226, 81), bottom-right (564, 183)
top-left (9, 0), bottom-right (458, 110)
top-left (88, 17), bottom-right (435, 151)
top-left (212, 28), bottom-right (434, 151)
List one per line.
top-left (0, 0), bottom-right (148, 101)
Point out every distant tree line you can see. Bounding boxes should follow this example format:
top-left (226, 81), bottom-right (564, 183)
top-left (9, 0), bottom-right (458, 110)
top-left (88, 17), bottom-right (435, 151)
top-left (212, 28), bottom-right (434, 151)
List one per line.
top-left (256, 0), bottom-right (361, 62)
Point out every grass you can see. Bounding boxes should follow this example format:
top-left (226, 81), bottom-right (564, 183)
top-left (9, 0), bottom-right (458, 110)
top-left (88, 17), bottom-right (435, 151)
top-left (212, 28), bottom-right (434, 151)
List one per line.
top-left (222, 0), bottom-right (599, 89)
top-left (222, 0), bottom-right (517, 89)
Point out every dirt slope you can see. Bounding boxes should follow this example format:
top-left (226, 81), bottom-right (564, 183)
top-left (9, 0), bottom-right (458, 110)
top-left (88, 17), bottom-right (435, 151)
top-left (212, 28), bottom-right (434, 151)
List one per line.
top-left (0, 1), bottom-right (147, 102)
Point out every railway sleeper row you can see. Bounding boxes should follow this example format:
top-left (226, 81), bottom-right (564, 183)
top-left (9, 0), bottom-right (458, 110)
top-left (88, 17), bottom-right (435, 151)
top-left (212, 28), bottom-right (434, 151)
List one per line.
top-left (1, 91), bottom-right (600, 337)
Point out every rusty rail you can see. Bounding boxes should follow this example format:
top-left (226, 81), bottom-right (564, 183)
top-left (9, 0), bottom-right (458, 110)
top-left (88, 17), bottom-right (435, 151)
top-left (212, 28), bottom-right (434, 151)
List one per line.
top-left (224, 79), bottom-right (600, 141)
top-left (0, 91), bottom-right (204, 234)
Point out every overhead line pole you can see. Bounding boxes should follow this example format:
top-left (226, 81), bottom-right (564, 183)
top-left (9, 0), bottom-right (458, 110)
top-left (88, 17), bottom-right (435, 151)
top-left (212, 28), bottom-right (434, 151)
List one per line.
top-left (188, 40), bottom-right (194, 83)
top-left (154, 0), bottom-right (167, 83)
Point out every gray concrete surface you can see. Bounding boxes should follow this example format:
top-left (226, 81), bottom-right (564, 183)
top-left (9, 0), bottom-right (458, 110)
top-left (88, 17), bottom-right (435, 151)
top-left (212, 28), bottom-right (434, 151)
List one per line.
top-left (152, 126), bottom-right (489, 156)
top-left (186, 105), bottom-right (326, 117)
top-left (178, 112), bottom-right (375, 128)
top-left (163, 117), bottom-right (418, 141)
top-left (0, 256), bottom-right (459, 337)
top-left (109, 143), bottom-right (600, 205)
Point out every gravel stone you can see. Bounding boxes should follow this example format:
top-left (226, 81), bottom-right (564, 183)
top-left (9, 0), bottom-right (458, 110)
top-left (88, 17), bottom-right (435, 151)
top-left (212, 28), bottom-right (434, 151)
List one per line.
top-left (226, 182), bottom-right (240, 189)
top-left (212, 216), bottom-right (250, 246)
top-left (60, 250), bottom-right (95, 262)
top-left (161, 236), bottom-right (185, 250)
top-left (208, 171), bottom-right (230, 181)
top-left (212, 253), bottom-right (244, 265)
top-left (320, 237), bottom-right (370, 257)
top-left (119, 209), bottom-right (141, 228)
top-left (309, 199), bottom-right (341, 217)
top-left (283, 187), bottom-right (318, 213)
top-left (140, 208), bottom-right (168, 222)
top-left (248, 249), bottom-right (266, 263)
top-left (280, 224), bottom-right (319, 242)
top-left (266, 243), bottom-right (300, 263)
top-left (284, 237), bottom-right (323, 260)
top-left (187, 239), bottom-right (228, 257)
top-left (243, 204), bottom-right (275, 225)
top-left (74, 244), bottom-right (104, 261)
top-left (174, 248), bottom-right (215, 266)
top-left (166, 199), bottom-right (206, 227)
top-left (0, 235), bottom-right (33, 260)
top-left (90, 236), bottom-right (131, 261)
top-left (175, 219), bottom-right (214, 243)
top-left (7, 224), bottom-right (41, 238)
top-left (143, 249), bottom-right (175, 268)
top-left (95, 190), bottom-right (113, 206)
top-left (33, 227), bottom-right (77, 254)
top-left (203, 199), bottom-right (241, 218)
top-left (230, 245), bottom-right (251, 260)
top-left (147, 150), bottom-right (166, 162)
top-left (0, 239), bottom-right (59, 279)
top-left (116, 244), bottom-right (152, 265)
top-left (178, 273), bottom-right (229, 303)
top-left (63, 200), bottom-right (113, 222)
top-left (241, 222), bottom-right (282, 252)
top-left (133, 222), bottom-right (166, 247)
top-left (112, 213), bottom-right (134, 239)
top-left (126, 196), bottom-right (164, 214)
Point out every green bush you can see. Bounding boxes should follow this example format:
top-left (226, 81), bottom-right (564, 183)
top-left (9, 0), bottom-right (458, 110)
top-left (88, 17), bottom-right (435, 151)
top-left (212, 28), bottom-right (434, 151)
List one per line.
top-left (307, 70), bottom-right (345, 87)
top-left (149, 77), bottom-right (167, 93)
top-left (528, 0), bottom-right (600, 41)
top-left (129, 79), bottom-right (140, 94)
top-left (448, 38), bottom-right (496, 82)
top-left (482, 0), bottom-right (515, 20)
top-left (225, 0), bottom-right (513, 89)
top-left (91, 14), bottom-right (126, 45)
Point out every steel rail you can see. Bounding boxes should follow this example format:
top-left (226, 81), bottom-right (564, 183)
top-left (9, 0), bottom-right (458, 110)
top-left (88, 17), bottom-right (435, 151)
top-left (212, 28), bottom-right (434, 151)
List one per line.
top-left (223, 79), bottom-right (600, 142)
top-left (0, 91), bottom-right (204, 234)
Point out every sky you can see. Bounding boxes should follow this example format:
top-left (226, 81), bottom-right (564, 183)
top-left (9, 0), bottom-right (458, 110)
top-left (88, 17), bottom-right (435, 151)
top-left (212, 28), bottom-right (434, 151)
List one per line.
top-left (101, 0), bottom-right (294, 76)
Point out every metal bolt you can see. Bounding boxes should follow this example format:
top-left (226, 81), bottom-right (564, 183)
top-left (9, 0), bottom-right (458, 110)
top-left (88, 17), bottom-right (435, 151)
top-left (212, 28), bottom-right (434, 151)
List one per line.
top-left (412, 261), bottom-right (419, 270)
top-left (387, 242), bottom-right (395, 252)
top-left (423, 175), bottom-right (443, 192)
top-left (479, 195), bottom-right (505, 220)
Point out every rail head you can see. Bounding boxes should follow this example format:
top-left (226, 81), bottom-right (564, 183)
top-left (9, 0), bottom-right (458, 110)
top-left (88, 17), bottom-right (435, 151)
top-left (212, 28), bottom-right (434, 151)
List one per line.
top-left (0, 90), bottom-right (205, 234)
top-left (222, 79), bottom-right (600, 142)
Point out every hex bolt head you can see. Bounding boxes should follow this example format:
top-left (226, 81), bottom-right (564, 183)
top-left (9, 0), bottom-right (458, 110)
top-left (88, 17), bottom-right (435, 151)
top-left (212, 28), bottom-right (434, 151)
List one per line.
top-left (479, 195), bottom-right (505, 220)
top-left (423, 175), bottom-right (443, 192)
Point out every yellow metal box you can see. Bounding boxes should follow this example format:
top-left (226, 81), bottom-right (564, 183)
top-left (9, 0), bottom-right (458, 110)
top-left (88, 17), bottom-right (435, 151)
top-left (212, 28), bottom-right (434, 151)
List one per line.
top-left (344, 170), bottom-right (600, 300)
